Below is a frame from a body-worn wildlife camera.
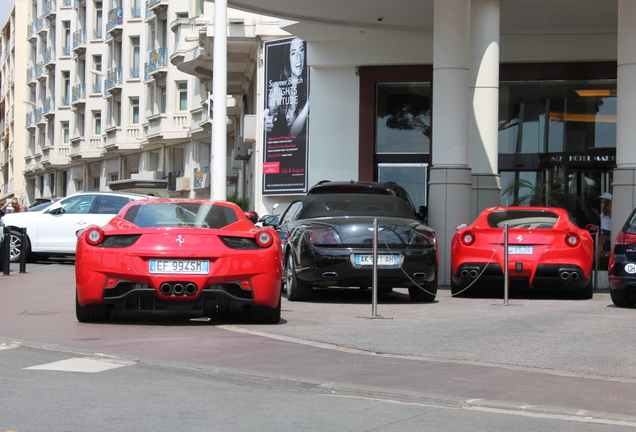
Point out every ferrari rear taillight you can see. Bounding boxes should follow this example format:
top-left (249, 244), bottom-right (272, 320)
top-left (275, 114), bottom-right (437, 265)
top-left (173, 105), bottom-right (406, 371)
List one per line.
top-left (614, 232), bottom-right (636, 245)
top-left (461, 231), bottom-right (476, 246)
top-left (311, 228), bottom-right (340, 245)
top-left (565, 232), bottom-right (580, 247)
top-left (85, 227), bottom-right (104, 245)
top-left (255, 230), bottom-right (273, 248)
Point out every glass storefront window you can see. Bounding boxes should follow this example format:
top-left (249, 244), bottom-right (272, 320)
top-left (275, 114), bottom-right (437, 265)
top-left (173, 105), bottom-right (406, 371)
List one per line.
top-left (376, 83), bottom-right (431, 154)
top-left (378, 163), bottom-right (428, 211)
top-left (499, 80), bottom-right (617, 154)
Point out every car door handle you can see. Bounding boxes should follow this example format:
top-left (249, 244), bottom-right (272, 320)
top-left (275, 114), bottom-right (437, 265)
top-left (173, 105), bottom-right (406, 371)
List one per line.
top-left (77, 220), bottom-right (88, 225)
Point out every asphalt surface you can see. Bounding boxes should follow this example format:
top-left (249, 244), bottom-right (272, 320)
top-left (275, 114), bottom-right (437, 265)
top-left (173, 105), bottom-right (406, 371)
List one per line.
top-left (1, 261), bottom-right (636, 426)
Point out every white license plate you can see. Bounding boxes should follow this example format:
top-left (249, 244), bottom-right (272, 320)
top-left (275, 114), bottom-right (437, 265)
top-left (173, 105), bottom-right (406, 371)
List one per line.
top-left (355, 254), bottom-right (400, 266)
top-left (149, 259), bottom-right (210, 274)
top-left (508, 246), bottom-right (533, 255)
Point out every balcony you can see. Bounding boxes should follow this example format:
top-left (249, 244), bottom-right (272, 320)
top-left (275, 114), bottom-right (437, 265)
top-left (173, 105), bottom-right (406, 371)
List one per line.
top-left (104, 67), bottom-right (123, 93)
top-left (72, 29), bottom-right (86, 52)
top-left (43, 47), bottom-right (55, 69)
top-left (35, 107), bottom-right (44, 124)
top-left (146, 0), bottom-right (168, 16)
top-left (35, 62), bottom-right (46, 81)
top-left (36, 16), bottom-right (49, 35)
top-left (27, 67), bottom-right (36, 85)
top-left (104, 125), bottom-right (143, 150)
top-left (71, 83), bottom-right (86, 105)
top-left (27, 23), bottom-right (36, 41)
top-left (26, 112), bottom-right (35, 128)
top-left (145, 47), bottom-right (168, 80)
top-left (106, 8), bottom-right (123, 36)
top-left (44, 0), bottom-right (56, 17)
top-left (69, 136), bottom-right (103, 159)
top-left (193, 166), bottom-right (210, 189)
top-left (144, 112), bottom-right (190, 143)
top-left (42, 97), bottom-right (55, 117)
top-left (41, 145), bottom-right (70, 167)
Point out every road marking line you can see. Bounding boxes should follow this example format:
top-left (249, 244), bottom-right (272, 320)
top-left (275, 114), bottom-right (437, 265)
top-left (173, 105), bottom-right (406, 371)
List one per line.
top-left (24, 357), bottom-right (135, 373)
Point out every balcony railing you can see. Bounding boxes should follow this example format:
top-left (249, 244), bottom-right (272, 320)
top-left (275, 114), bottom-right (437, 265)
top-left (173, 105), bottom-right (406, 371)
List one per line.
top-left (42, 97), bottom-right (55, 115)
top-left (27, 67), bottom-right (35, 82)
top-left (94, 28), bottom-right (103, 39)
top-left (72, 83), bottom-right (86, 103)
top-left (27, 23), bottom-right (35, 39)
top-left (35, 62), bottom-right (45, 79)
top-left (43, 47), bottom-right (55, 66)
top-left (104, 67), bottom-right (123, 90)
top-left (72, 28), bottom-right (86, 50)
top-left (26, 112), bottom-right (34, 127)
top-left (44, 0), bottom-right (56, 16)
top-left (147, 47), bottom-right (167, 74)
top-left (106, 8), bottom-right (123, 32)
top-left (131, 7), bottom-right (141, 17)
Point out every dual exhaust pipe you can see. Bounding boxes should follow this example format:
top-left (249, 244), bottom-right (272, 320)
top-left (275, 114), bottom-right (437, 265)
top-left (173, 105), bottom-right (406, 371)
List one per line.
top-left (559, 271), bottom-right (580, 281)
top-left (460, 269), bottom-right (479, 279)
top-left (160, 282), bottom-right (198, 296)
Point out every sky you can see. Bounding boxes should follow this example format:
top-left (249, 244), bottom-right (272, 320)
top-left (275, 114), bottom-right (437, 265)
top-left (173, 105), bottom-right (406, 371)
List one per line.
top-left (0, 0), bottom-right (15, 27)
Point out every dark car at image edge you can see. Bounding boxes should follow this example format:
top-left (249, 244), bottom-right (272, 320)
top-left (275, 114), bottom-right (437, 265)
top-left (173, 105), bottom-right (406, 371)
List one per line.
top-left (609, 207), bottom-right (636, 307)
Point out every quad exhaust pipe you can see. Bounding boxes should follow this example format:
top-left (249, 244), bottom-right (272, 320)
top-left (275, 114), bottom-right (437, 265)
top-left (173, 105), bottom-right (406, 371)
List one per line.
top-left (160, 282), bottom-right (198, 296)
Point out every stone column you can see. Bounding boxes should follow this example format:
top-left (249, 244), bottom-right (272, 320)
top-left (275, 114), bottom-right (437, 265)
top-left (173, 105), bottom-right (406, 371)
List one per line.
top-left (430, 0), bottom-right (472, 286)
top-left (614, 0), bottom-right (636, 242)
top-left (469, 0), bottom-right (500, 218)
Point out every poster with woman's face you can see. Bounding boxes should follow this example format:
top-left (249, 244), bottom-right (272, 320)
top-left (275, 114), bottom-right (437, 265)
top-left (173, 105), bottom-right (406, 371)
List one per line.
top-left (263, 37), bottom-right (309, 194)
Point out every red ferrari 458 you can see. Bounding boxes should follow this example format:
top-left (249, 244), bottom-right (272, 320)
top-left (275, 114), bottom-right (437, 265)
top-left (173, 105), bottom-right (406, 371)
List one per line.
top-left (75, 199), bottom-right (283, 323)
top-left (451, 207), bottom-right (598, 298)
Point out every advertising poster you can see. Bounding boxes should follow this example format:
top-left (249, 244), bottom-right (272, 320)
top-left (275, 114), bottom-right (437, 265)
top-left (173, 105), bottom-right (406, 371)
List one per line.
top-left (263, 37), bottom-right (309, 194)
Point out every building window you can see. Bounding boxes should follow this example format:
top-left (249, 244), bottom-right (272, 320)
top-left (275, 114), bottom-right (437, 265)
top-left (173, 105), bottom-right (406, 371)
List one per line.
top-left (160, 85), bottom-right (166, 113)
top-left (93, 111), bottom-right (102, 135)
top-left (62, 121), bottom-right (70, 143)
top-left (131, 0), bottom-right (141, 17)
top-left (62, 71), bottom-right (70, 105)
top-left (130, 36), bottom-right (140, 77)
top-left (62, 21), bottom-right (71, 55)
top-left (92, 55), bottom-right (102, 92)
top-left (130, 97), bottom-right (139, 124)
top-left (94, 1), bottom-right (103, 38)
top-left (177, 82), bottom-right (187, 111)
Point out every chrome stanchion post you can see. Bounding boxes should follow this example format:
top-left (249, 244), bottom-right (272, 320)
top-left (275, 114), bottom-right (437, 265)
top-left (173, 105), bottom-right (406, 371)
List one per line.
top-left (372, 218), bottom-right (378, 318)
top-left (504, 223), bottom-right (509, 306)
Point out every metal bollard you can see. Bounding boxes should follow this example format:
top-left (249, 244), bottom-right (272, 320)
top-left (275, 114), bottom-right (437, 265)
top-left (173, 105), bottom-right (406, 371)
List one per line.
top-left (19, 227), bottom-right (27, 273)
top-left (2, 227), bottom-right (10, 276)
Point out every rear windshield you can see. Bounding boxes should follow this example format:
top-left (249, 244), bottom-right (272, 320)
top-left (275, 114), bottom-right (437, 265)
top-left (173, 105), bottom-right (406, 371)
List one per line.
top-left (486, 210), bottom-right (559, 229)
top-left (300, 195), bottom-right (415, 219)
top-left (124, 202), bottom-right (239, 229)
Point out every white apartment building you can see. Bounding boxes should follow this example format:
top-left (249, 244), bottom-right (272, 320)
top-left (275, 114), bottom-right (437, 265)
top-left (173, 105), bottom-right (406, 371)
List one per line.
top-left (0, 0), bottom-right (286, 209)
top-left (0, 1), bottom-right (29, 204)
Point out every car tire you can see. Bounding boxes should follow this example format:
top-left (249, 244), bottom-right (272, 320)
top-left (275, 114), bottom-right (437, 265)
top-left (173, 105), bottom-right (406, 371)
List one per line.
top-left (248, 297), bottom-right (281, 324)
top-left (9, 229), bottom-right (29, 263)
top-left (285, 254), bottom-right (312, 301)
top-left (75, 293), bottom-right (111, 323)
top-left (450, 278), bottom-right (474, 297)
top-left (408, 274), bottom-right (437, 302)
top-left (610, 289), bottom-right (636, 308)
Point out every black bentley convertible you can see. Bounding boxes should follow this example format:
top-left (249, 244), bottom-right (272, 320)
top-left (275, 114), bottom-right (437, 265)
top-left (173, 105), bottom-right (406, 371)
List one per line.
top-left (266, 193), bottom-right (438, 302)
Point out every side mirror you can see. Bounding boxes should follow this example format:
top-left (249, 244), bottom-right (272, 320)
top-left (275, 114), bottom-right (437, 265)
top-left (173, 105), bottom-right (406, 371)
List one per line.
top-left (586, 224), bottom-right (599, 234)
top-left (48, 207), bottom-right (63, 215)
top-left (276, 230), bottom-right (289, 241)
top-left (260, 215), bottom-right (280, 226)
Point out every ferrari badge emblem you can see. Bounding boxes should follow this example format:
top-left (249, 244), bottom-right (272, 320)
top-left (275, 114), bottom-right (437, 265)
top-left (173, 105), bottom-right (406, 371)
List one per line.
top-left (517, 235), bottom-right (524, 242)
top-left (176, 235), bottom-right (185, 246)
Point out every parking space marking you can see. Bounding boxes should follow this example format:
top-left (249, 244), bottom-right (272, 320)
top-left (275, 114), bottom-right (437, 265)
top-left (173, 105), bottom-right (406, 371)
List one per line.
top-left (24, 357), bottom-right (137, 373)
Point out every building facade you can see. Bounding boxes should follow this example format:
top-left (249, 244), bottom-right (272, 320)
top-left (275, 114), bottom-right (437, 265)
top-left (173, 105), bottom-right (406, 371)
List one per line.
top-left (0, 0), bottom-right (286, 212)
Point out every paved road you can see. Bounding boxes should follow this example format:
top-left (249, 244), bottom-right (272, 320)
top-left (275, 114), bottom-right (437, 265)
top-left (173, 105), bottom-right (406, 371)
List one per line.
top-left (1, 262), bottom-right (636, 427)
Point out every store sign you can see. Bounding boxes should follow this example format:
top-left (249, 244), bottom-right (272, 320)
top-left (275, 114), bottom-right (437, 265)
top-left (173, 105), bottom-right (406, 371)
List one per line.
top-left (262, 37), bottom-right (309, 194)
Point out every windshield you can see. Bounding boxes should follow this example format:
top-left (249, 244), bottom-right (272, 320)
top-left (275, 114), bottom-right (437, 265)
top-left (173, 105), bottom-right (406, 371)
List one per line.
top-left (300, 195), bottom-right (415, 219)
top-left (124, 202), bottom-right (239, 229)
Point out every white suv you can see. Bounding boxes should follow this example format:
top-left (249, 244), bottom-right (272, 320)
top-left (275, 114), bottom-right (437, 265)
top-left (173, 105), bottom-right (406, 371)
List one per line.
top-left (2, 191), bottom-right (150, 262)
